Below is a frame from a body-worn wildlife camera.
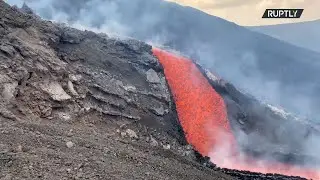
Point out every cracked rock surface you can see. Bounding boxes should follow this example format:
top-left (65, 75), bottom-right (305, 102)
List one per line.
top-left (0, 2), bottom-right (233, 180)
top-left (0, 1), bottom-right (311, 180)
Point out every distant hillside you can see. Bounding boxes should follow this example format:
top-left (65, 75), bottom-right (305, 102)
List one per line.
top-left (8, 0), bottom-right (320, 120)
top-left (249, 19), bottom-right (320, 53)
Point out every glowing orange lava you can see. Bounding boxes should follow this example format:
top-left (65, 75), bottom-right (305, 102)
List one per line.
top-left (153, 48), bottom-right (235, 156)
top-left (152, 48), bottom-right (320, 180)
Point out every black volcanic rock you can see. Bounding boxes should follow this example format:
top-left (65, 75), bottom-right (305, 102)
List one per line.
top-left (22, 0), bottom-right (320, 120)
top-left (0, 1), bottom-right (314, 179)
top-left (20, 2), bottom-right (34, 15)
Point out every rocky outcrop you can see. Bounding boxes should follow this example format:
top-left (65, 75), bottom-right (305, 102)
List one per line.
top-left (0, 1), bottom-right (185, 144)
top-left (0, 2), bottom-right (202, 180)
top-left (0, 1), bottom-right (315, 180)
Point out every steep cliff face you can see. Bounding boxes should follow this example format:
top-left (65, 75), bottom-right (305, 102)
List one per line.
top-left (0, 1), bottom-right (318, 180)
top-left (1, 2), bottom-right (208, 180)
top-left (16, 0), bottom-right (320, 120)
top-left (0, 1), bottom-right (184, 140)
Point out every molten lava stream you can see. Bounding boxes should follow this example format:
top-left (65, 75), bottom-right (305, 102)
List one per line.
top-left (152, 48), bottom-right (320, 180)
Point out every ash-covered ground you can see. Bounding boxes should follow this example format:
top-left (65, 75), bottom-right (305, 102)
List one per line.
top-left (0, 1), bottom-right (313, 179)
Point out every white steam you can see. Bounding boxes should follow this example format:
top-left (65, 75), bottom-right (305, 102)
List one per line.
top-left (5, 0), bottom-right (320, 122)
top-left (5, 0), bottom-right (320, 175)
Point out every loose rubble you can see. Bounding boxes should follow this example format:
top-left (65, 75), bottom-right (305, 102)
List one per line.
top-left (0, 1), bottom-right (313, 180)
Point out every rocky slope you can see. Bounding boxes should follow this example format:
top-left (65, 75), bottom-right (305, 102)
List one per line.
top-left (18, 0), bottom-right (320, 121)
top-left (0, 2), bottom-right (222, 179)
top-left (0, 1), bottom-right (314, 180)
top-left (200, 65), bottom-right (320, 167)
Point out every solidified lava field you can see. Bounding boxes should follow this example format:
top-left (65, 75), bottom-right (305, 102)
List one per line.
top-left (152, 48), bottom-right (320, 180)
top-left (4, 1), bottom-right (320, 178)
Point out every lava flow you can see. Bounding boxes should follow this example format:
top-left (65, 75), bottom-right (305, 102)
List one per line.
top-left (152, 48), bottom-right (320, 180)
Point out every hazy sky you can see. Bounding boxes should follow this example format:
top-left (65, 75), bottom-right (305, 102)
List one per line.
top-left (166, 0), bottom-right (320, 26)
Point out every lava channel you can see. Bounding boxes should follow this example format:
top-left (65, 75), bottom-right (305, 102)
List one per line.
top-left (152, 47), bottom-right (320, 180)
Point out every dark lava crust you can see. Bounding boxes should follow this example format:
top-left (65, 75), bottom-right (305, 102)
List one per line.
top-left (0, 1), bottom-right (315, 179)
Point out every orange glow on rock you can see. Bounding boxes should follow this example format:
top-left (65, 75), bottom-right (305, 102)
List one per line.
top-left (152, 48), bottom-right (320, 180)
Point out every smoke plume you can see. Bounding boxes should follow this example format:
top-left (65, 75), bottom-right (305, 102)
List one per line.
top-left (6, 0), bottom-right (320, 174)
top-left (9, 0), bottom-right (320, 121)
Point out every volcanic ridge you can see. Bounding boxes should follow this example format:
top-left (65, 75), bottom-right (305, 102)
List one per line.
top-left (0, 1), bottom-right (319, 179)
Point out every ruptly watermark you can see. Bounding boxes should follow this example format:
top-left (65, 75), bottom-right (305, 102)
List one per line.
top-left (262, 9), bottom-right (303, 18)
